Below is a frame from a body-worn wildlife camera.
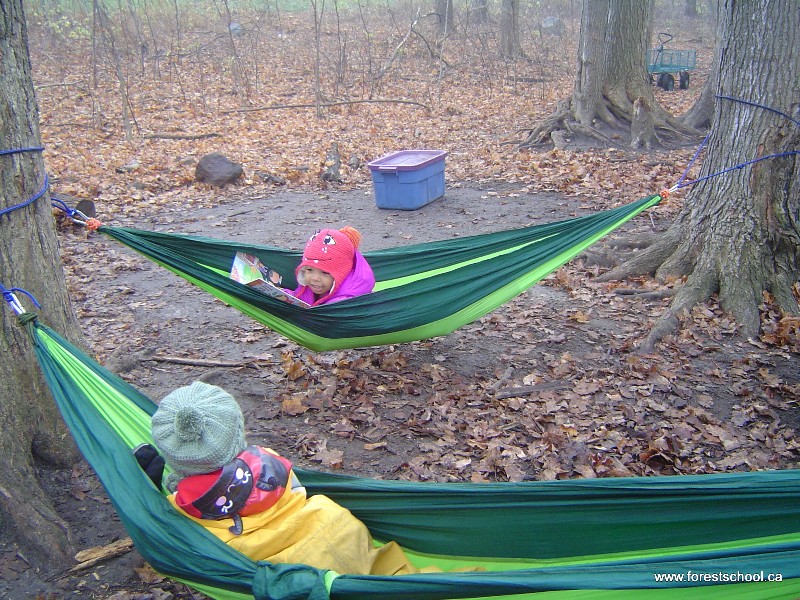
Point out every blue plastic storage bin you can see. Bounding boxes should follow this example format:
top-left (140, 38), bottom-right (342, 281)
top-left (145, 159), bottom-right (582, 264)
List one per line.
top-left (368, 150), bottom-right (447, 210)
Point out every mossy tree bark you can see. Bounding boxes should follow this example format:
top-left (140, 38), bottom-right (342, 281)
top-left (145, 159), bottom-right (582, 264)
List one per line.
top-left (598, 0), bottom-right (800, 351)
top-left (1, 0), bottom-right (83, 569)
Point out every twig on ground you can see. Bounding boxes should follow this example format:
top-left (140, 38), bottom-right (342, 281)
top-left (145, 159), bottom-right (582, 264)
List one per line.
top-left (494, 381), bottom-right (568, 399)
top-left (614, 288), bottom-right (674, 300)
top-left (142, 132), bottom-right (221, 140)
top-left (145, 355), bottom-right (269, 368)
top-left (220, 99), bottom-right (429, 114)
top-left (66, 538), bottom-right (134, 575)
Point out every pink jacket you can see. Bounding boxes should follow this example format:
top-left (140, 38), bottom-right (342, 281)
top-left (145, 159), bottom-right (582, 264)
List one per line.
top-left (288, 251), bottom-right (375, 307)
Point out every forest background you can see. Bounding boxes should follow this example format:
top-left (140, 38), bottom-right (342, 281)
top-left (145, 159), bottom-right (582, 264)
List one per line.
top-left (2, 0), bottom-right (799, 597)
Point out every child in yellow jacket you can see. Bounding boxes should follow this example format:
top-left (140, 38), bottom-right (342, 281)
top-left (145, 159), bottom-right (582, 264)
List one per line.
top-left (136, 381), bottom-right (417, 576)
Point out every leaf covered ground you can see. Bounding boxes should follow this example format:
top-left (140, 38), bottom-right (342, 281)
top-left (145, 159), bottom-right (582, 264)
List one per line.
top-left (5, 4), bottom-right (798, 599)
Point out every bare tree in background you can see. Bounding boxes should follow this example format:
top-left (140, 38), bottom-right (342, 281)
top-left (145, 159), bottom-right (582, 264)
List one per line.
top-left (471, 0), bottom-right (489, 24)
top-left (435, 0), bottom-right (455, 34)
top-left (499, 0), bottom-right (520, 58)
top-left (677, 1), bottom-right (719, 131)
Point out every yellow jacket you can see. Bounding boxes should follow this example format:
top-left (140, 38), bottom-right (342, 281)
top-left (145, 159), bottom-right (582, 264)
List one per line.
top-left (168, 449), bottom-right (417, 575)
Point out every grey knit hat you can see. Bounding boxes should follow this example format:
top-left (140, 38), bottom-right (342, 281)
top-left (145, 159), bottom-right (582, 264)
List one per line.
top-left (151, 382), bottom-right (247, 482)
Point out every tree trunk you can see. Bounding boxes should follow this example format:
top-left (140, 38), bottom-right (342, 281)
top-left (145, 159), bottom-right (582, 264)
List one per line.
top-left (499, 0), bottom-right (520, 58)
top-left (605, 0), bottom-right (656, 119)
top-left (471, 0), bottom-right (489, 24)
top-left (599, 0), bottom-right (800, 350)
top-left (678, 0), bottom-right (719, 130)
top-left (677, 66), bottom-right (716, 130)
top-left (435, 0), bottom-right (455, 34)
top-left (521, 0), bottom-right (700, 147)
top-left (1, 0), bottom-right (83, 569)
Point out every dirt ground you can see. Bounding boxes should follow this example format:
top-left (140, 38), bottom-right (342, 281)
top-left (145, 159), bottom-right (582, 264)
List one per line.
top-left (3, 181), bottom-right (799, 598)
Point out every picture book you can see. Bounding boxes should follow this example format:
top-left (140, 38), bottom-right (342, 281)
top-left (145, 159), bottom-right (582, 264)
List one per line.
top-left (229, 252), bottom-right (310, 308)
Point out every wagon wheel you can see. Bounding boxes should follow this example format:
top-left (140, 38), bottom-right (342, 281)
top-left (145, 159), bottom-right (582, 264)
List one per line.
top-left (657, 73), bottom-right (675, 91)
top-left (679, 71), bottom-right (690, 89)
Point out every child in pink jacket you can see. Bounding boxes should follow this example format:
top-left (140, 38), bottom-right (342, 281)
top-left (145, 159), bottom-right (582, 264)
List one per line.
top-left (287, 226), bottom-right (375, 306)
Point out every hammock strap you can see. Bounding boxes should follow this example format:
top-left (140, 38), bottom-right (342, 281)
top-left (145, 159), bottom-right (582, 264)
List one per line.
top-left (672, 150), bottom-right (800, 192)
top-left (717, 95), bottom-right (800, 128)
top-left (0, 146), bottom-right (48, 220)
top-left (0, 172), bottom-right (49, 219)
top-left (0, 281), bottom-right (41, 315)
top-left (671, 96), bottom-right (800, 193)
top-left (0, 146), bottom-right (45, 156)
top-left (50, 195), bottom-right (103, 229)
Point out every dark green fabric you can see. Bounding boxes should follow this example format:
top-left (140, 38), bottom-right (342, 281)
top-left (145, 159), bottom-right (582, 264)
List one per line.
top-left (98, 195), bottom-right (662, 350)
top-left (25, 318), bottom-right (800, 600)
top-left (294, 468), bottom-right (800, 560)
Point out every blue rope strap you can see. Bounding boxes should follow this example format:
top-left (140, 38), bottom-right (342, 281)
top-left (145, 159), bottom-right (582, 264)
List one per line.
top-left (716, 95), bottom-right (800, 128)
top-left (0, 146), bottom-right (48, 219)
top-left (674, 151), bottom-right (799, 191)
top-left (0, 146), bottom-right (45, 156)
top-left (0, 282), bottom-right (41, 315)
top-left (50, 195), bottom-right (95, 223)
top-left (0, 173), bottom-right (50, 219)
top-left (668, 96), bottom-right (800, 193)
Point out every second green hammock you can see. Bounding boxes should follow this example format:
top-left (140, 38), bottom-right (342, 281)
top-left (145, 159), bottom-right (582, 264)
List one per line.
top-left (97, 194), bottom-right (661, 351)
top-left (23, 316), bottom-right (800, 600)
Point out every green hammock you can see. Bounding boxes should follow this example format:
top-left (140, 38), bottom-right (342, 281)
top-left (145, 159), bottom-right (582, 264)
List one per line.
top-left (24, 316), bottom-right (800, 600)
top-left (97, 194), bottom-right (662, 351)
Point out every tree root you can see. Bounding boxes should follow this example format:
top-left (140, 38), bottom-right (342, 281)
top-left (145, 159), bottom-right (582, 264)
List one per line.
top-left (594, 233), bottom-right (678, 282)
top-left (518, 93), bottom-right (704, 150)
top-left (641, 267), bottom-right (719, 352)
top-left (640, 310), bottom-right (681, 353)
top-left (516, 100), bottom-right (571, 147)
top-left (565, 121), bottom-right (628, 149)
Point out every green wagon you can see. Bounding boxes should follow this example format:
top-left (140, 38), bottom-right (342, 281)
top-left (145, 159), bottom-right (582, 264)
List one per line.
top-left (647, 33), bottom-right (697, 90)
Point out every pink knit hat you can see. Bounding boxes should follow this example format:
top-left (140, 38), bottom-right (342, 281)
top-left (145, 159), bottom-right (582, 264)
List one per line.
top-left (296, 227), bottom-right (362, 292)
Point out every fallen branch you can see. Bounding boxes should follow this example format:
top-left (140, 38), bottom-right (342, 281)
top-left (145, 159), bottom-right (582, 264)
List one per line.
top-left (488, 366), bottom-right (514, 393)
top-left (68, 538), bottom-right (134, 574)
top-left (49, 122), bottom-right (102, 130)
top-left (142, 132), bottom-right (221, 140)
top-left (35, 80), bottom-right (86, 90)
top-left (145, 355), bottom-right (268, 368)
top-left (494, 380), bottom-right (568, 399)
top-left (615, 288), bottom-right (675, 300)
top-left (221, 99), bottom-right (429, 114)
top-left (505, 76), bottom-right (548, 83)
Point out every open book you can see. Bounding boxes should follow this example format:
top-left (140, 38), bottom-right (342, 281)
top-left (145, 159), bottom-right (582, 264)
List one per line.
top-left (229, 252), bottom-right (310, 308)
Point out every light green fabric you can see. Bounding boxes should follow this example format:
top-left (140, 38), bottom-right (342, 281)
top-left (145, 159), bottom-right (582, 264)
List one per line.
top-left (24, 317), bottom-right (800, 600)
top-left (99, 195), bottom-right (663, 351)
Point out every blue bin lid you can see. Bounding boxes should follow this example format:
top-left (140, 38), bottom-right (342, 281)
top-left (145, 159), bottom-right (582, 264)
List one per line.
top-left (367, 149), bottom-right (447, 172)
